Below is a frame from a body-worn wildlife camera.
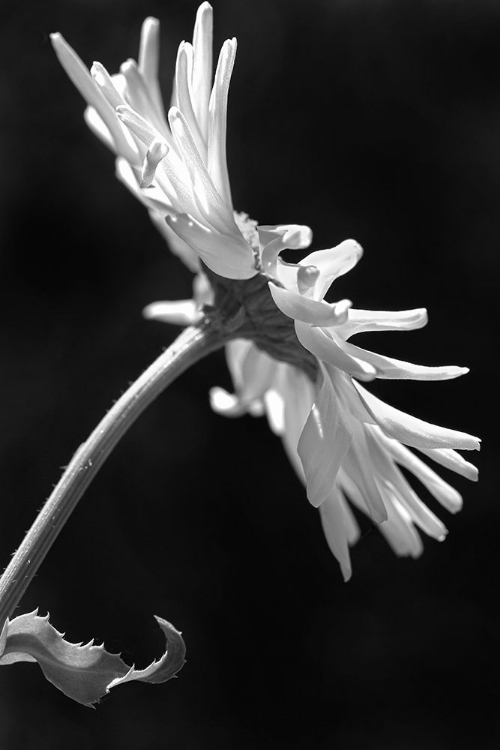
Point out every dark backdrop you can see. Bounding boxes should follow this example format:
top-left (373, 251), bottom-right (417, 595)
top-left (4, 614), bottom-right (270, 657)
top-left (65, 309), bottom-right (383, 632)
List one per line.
top-left (0, 1), bottom-right (497, 748)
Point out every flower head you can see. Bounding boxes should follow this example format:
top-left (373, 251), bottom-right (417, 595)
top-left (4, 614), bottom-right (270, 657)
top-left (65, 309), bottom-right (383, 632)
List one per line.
top-left (210, 230), bottom-right (479, 579)
top-left (52, 4), bottom-right (479, 580)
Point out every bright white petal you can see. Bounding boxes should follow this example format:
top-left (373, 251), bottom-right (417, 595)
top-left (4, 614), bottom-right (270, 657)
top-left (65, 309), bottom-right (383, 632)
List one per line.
top-left (138, 17), bottom-right (166, 121)
top-left (339, 339), bottom-right (470, 381)
top-left (354, 382), bottom-right (481, 450)
top-left (371, 427), bottom-right (463, 512)
top-left (417, 447), bottom-right (479, 482)
top-left (301, 240), bottom-right (363, 301)
top-left (269, 283), bottom-right (351, 327)
top-left (169, 106), bottom-right (236, 232)
top-left (91, 62), bottom-right (127, 110)
top-left (84, 106), bottom-right (114, 150)
top-left (120, 58), bottom-right (169, 137)
top-left (295, 322), bottom-right (378, 382)
top-left (140, 138), bottom-right (169, 188)
top-left (263, 389), bottom-right (285, 435)
top-left (165, 213), bottom-right (256, 279)
top-left (207, 38), bottom-right (236, 209)
top-left (51, 33), bottom-right (137, 163)
top-left (259, 225), bottom-right (313, 275)
top-left (209, 387), bottom-right (246, 416)
top-left (175, 42), bottom-right (207, 161)
top-left (192, 2), bottom-right (213, 140)
top-left (336, 308), bottom-right (428, 339)
top-left (327, 366), bottom-right (377, 424)
top-left (142, 299), bottom-right (201, 326)
top-left (364, 431), bottom-right (448, 539)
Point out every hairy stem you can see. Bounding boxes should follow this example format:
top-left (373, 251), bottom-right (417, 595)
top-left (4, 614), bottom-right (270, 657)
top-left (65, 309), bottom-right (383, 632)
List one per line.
top-left (0, 322), bottom-right (224, 627)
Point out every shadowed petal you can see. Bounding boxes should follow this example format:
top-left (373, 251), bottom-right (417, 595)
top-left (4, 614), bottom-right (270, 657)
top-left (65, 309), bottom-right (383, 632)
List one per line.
top-left (319, 490), bottom-right (353, 581)
top-left (298, 368), bottom-right (352, 508)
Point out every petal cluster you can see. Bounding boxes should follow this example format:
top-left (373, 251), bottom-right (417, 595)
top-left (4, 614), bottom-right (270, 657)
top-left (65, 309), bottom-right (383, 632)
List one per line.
top-left (51, 3), bottom-right (257, 280)
top-left (210, 229), bottom-right (480, 580)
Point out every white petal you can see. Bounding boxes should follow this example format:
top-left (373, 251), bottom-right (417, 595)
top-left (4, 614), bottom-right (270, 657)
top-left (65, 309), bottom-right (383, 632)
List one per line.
top-left (297, 369), bottom-right (352, 508)
top-left (142, 299), bottom-right (201, 326)
top-left (138, 17), bottom-right (166, 121)
top-left (83, 106), bottom-right (114, 150)
top-left (117, 105), bottom-right (195, 214)
top-left (295, 322), bottom-right (377, 382)
top-left (371, 428), bottom-right (463, 513)
top-left (297, 265), bottom-right (320, 294)
top-left (339, 339), bottom-right (470, 381)
top-left (192, 2), bottom-right (213, 140)
top-left (301, 240), bottom-right (363, 301)
top-left (417, 447), bottom-right (479, 482)
top-left (337, 492), bottom-right (361, 546)
top-left (147, 210), bottom-right (201, 272)
top-left (341, 436), bottom-right (388, 524)
top-left (115, 157), bottom-right (169, 212)
top-left (120, 58), bottom-right (169, 138)
top-left (336, 308), bottom-right (428, 339)
top-left (140, 138), bottom-right (169, 188)
top-left (225, 339), bottom-right (255, 390)
top-left (207, 38), bottom-right (236, 210)
top-left (239, 347), bottom-right (280, 403)
top-left (319, 490), bottom-right (353, 581)
top-left (209, 387), bottom-right (246, 417)
top-left (364, 431), bottom-right (448, 539)
top-left (175, 42), bottom-right (207, 161)
top-left (259, 225), bottom-right (313, 275)
top-left (165, 213), bottom-right (256, 279)
top-left (169, 106), bottom-right (236, 232)
top-left (354, 382), bottom-right (481, 450)
top-left (263, 389), bottom-right (285, 435)
top-left (327, 366), bottom-right (377, 424)
top-left (280, 367), bottom-right (316, 481)
top-left (91, 62), bottom-right (127, 110)
top-left (50, 33), bottom-right (137, 163)
top-left (269, 283), bottom-right (351, 327)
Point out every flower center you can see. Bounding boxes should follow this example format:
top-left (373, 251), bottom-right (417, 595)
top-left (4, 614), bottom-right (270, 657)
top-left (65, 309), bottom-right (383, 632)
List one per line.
top-left (203, 266), bottom-right (319, 382)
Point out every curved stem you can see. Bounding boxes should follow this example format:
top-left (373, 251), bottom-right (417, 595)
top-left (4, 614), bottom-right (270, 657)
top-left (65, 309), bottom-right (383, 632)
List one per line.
top-left (0, 322), bottom-right (225, 627)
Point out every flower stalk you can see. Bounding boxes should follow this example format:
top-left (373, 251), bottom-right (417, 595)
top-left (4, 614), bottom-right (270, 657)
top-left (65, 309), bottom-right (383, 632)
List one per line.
top-left (0, 322), bottom-right (225, 629)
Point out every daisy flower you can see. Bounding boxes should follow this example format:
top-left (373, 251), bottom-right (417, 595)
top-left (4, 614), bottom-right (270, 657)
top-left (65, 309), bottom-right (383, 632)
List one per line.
top-left (51, 3), bottom-right (479, 581)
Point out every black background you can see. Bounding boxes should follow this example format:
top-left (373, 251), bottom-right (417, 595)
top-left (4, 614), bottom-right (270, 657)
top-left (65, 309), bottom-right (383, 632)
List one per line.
top-left (0, 0), bottom-right (497, 748)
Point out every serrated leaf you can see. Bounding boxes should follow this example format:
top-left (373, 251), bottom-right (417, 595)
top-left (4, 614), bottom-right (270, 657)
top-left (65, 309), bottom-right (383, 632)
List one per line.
top-left (0, 610), bottom-right (185, 707)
